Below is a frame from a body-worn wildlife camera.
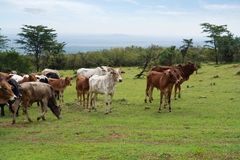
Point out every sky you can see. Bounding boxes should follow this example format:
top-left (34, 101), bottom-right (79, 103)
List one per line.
top-left (1, 0), bottom-right (240, 39)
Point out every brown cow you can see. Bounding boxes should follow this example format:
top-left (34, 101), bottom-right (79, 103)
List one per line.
top-left (48, 77), bottom-right (73, 103)
top-left (151, 61), bottom-right (198, 99)
top-left (0, 72), bottom-right (13, 80)
top-left (76, 76), bottom-right (89, 109)
top-left (0, 77), bottom-right (16, 104)
top-left (18, 73), bottom-right (37, 84)
top-left (145, 69), bottom-right (180, 113)
top-left (11, 82), bottom-right (61, 124)
top-left (148, 68), bottom-right (183, 103)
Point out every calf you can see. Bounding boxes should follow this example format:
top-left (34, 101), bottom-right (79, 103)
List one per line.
top-left (11, 82), bottom-right (62, 124)
top-left (76, 76), bottom-right (89, 109)
top-left (145, 70), bottom-right (180, 113)
top-left (48, 77), bottom-right (73, 103)
top-left (88, 67), bottom-right (123, 114)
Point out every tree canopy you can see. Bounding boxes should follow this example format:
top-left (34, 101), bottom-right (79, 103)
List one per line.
top-left (0, 28), bottom-right (10, 51)
top-left (15, 25), bottom-right (66, 71)
top-left (200, 23), bottom-right (229, 64)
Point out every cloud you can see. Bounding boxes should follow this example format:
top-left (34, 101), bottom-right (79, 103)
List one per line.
top-left (123, 0), bottom-right (139, 5)
top-left (23, 8), bottom-right (46, 15)
top-left (203, 4), bottom-right (240, 10)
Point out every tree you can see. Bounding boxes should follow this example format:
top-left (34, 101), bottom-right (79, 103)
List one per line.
top-left (179, 38), bottom-right (193, 63)
top-left (15, 25), bottom-right (66, 71)
top-left (159, 46), bottom-right (177, 66)
top-left (135, 45), bottom-right (160, 78)
top-left (217, 33), bottom-right (240, 63)
top-left (200, 23), bottom-right (229, 64)
top-left (0, 49), bottom-right (33, 73)
top-left (0, 28), bottom-right (10, 51)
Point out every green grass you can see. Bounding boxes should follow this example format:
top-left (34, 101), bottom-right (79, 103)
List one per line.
top-left (1, 63), bottom-right (240, 159)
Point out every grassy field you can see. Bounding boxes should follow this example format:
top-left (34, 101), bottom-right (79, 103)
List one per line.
top-left (0, 63), bottom-right (240, 159)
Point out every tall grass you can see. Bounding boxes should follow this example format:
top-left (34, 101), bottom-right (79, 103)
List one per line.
top-left (0, 63), bottom-right (240, 159)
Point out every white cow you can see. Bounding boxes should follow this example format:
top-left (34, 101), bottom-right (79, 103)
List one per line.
top-left (42, 69), bottom-right (60, 76)
top-left (76, 66), bottom-right (108, 78)
top-left (88, 67), bottom-right (123, 114)
top-left (10, 74), bottom-right (30, 82)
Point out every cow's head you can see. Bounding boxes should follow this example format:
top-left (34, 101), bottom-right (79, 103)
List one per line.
top-left (65, 77), bottom-right (73, 86)
top-left (187, 61), bottom-right (198, 71)
top-left (0, 77), bottom-right (16, 103)
top-left (109, 68), bottom-right (123, 83)
top-left (165, 69), bottom-right (179, 84)
top-left (172, 69), bottom-right (183, 83)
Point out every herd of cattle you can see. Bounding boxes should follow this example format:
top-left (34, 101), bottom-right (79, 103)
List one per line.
top-left (0, 61), bottom-right (198, 124)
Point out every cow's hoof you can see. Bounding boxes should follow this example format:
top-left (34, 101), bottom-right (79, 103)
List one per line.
top-left (12, 121), bottom-right (15, 124)
top-left (158, 110), bottom-right (161, 113)
top-left (37, 117), bottom-right (41, 121)
top-left (169, 110), bottom-right (172, 112)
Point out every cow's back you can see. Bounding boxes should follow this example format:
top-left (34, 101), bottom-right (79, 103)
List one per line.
top-left (19, 82), bottom-right (54, 103)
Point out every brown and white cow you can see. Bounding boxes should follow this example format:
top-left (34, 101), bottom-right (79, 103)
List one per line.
top-left (145, 69), bottom-right (180, 113)
top-left (88, 67), bottom-right (123, 114)
top-left (0, 77), bottom-right (16, 104)
top-left (11, 82), bottom-right (62, 124)
top-left (48, 77), bottom-right (73, 103)
top-left (151, 61), bottom-right (198, 99)
top-left (76, 76), bottom-right (89, 109)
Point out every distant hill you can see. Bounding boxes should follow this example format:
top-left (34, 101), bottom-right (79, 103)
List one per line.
top-left (6, 34), bottom-right (206, 54)
top-left (58, 34), bottom-right (206, 53)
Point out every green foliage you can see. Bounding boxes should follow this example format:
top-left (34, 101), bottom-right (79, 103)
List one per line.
top-left (200, 23), bottom-right (229, 64)
top-left (0, 28), bottom-right (10, 51)
top-left (0, 49), bottom-right (34, 73)
top-left (0, 64), bottom-right (240, 159)
top-left (159, 46), bottom-right (177, 65)
top-left (179, 38), bottom-right (193, 63)
top-left (217, 33), bottom-right (240, 63)
top-left (15, 25), bottom-right (66, 71)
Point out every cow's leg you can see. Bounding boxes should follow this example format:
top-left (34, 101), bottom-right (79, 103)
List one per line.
top-left (107, 93), bottom-right (114, 114)
top-left (105, 94), bottom-right (110, 114)
top-left (86, 93), bottom-right (89, 110)
top-left (149, 86), bottom-right (154, 103)
top-left (174, 84), bottom-right (178, 100)
top-left (164, 93), bottom-right (168, 108)
top-left (0, 105), bottom-right (5, 116)
top-left (11, 98), bottom-right (22, 124)
top-left (158, 91), bottom-right (163, 113)
top-left (178, 85), bottom-right (181, 98)
top-left (168, 91), bottom-right (172, 112)
top-left (93, 93), bottom-right (98, 111)
top-left (145, 83), bottom-right (150, 103)
top-left (22, 101), bottom-right (32, 122)
top-left (82, 92), bottom-right (85, 109)
top-left (88, 91), bottom-right (93, 112)
top-left (37, 101), bottom-right (47, 121)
